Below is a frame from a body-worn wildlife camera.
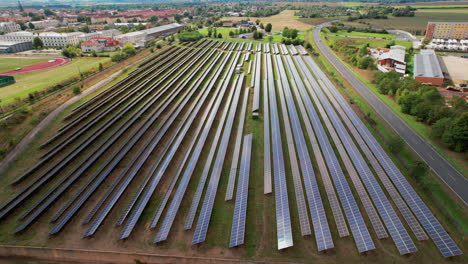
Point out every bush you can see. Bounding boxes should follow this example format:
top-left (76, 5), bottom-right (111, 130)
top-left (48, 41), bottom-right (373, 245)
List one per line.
top-left (72, 85), bottom-right (81, 95)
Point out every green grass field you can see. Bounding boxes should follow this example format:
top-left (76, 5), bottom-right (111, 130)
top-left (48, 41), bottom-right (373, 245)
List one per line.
top-left (330, 30), bottom-right (397, 39)
top-left (325, 35), bottom-right (412, 48)
top-left (0, 57), bottom-right (111, 106)
top-left (0, 57), bottom-right (50, 73)
top-left (199, 27), bottom-right (304, 42)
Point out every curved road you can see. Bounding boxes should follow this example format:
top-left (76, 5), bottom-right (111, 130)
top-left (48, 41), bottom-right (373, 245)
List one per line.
top-left (312, 22), bottom-right (468, 205)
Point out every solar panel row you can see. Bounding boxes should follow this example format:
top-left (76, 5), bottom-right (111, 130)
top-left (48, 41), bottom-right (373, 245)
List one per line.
top-left (184, 54), bottom-right (243, 231)
top-left (297, 56), bottom-right (417, 255)
top-left (302, 56), bottom-right (462, 258)
top-left (226, 88), bottom-right (250, 201)
top-left (286, 54), bottom-right (375, 253)
top-left (229, 133), bottom-right (253, 248)
top-left (303, 56), bottom-right (428, 242)
top-left (154, 50), bottom-right (241, 243)
top-left (267, 54), bottom-right (294, 250)
top-left (273, 54), bottom-right (312, 237)
top-left (276, 55), bottom-right (334, 251)
top-left (192, 74), bottom-right (246, 245)
top-left (252, 52), bottom-right (261, 113)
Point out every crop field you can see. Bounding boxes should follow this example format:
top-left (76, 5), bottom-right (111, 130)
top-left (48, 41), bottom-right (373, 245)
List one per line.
top-left (0, 57), bottom-right (50, 73)
top-left (0, 57), bottom-right (111, 106)
top-left (346, 8), bottom-right (468, 32)
top-left (0, 40), bottom-right (465, 263)
top-left (222, 10), bottom-right (313, 31)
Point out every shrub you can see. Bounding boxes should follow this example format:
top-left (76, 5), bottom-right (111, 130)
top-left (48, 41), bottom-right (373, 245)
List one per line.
top-left (72, 85), bottom-right (81, 95)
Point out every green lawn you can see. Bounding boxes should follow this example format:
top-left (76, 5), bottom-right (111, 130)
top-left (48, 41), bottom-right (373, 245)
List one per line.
top-left (199, 27), bottom-right (305, 43)
top-left (331, 30), bottom-right (397, 39)
top-left (325, 35), bottom-right (412, 48)
top-left (0, 57), bottom-right (50, 73)
top-left (0, 57), bottom-right (111, 106)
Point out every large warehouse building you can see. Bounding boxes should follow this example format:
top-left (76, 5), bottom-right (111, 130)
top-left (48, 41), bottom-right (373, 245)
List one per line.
top-left (425, 22), bottom-right (468, 40)
top-left (0, 41), bottom-right (32, 53)
top-left (413, 49), bottom-right (445, 86)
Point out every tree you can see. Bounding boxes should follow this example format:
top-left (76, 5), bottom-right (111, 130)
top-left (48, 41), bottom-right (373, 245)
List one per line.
top-left (91, 49), bottom-right (97, 57)
top-left (174, 14), bottom-right (182, 23)
top-left (268, 36), bottom-right (273, 42)
top-left (98, 62), bottom-right (103, 71)
top-left (450, 96), bottom-right (468, 113)
top-left (431, 117), bottom-right (451, 139)
top-left (72, 85), bottom-right (81, 95)
top-left (387, 135), bottom-right (404, 153)
top-left (18, 22), bottom-right (27, 30)
top-left (265, 23), bottom-right (272, 33)
top-left (217, 33), bottom-right (222, 38)
top-left (116, 18), bottom-right (122, 23)
top-left (255, 19), bottom-right (261, 25)
top-left (122, 43), bottom-right (136, 55)
top-left (79, 25), bottom-right (90, 33)
top-left (397, 92), bottom-right (422, 114)
top-left (442, 112), bottom-right (468, 152)
top-left (28, 22), bottom-right (35, 30)
top-left (148, 15), bottom-right (158, 23)
top-left (259, 23), bottom-right (264, 29)
top-left (33, 37), bottom-right (43, 49)
top-left (44, 8), bottom-right (55, 16)
top-left (329, 26), bottom-right (338, 33)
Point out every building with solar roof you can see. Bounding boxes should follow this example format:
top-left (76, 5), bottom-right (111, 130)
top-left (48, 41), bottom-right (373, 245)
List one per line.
top-left (413, 49), bottom-right (444, 86)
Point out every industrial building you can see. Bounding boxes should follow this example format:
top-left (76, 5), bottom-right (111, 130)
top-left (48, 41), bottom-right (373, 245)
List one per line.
top-left (413, 49), bottom-right (444, 86)
top-left (81, 38), bottom-right (119, 53)
top-left (1, 31), bottom-right (85, 47)
top-left (0, 40), bottom-right (32, 53)
top-left (117, 23), bottom-right (183, 45)
top-left (425, 22), bottom-right (468, 40)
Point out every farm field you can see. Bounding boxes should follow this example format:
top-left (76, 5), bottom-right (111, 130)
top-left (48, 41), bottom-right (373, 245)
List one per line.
top-left (0, 40), bottom-right (464, 263)
top-left (0, 57), bottom-right (111, 106)
top-left (345, 8), bottom-right (468, 32)
top-left (222, 10), bottom-right (313, 31)
top-left (0, 57), bottom-right (50, 73)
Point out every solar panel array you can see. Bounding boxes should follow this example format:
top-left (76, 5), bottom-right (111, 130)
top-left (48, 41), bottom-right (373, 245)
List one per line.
top-left (302, 56), bottom-right (462, 258)
top-left (252, 52), bottom-right (261, 113)
top-left (192, 74), bottom-right (246, 245)
top-left (272, 44), bottom-right (279, 54)
top-left (303, 56), bottom-right (429, 242)
top-left (263, 80), bottom-right (272, 194)
top-left (264, 43), bottom-right (270, 53)
top-left (288, 45), bottom-right (298, 55)
top-left (273, 54), bottom-right (312, 237)
top-left (276, 55), bottom-right (334, 251)
top-left (226, 88), bottom-right (250, 201)
top-left (154, 51), bottom-right (241, 243)
top-left (297, 56), bottom-right (417, 255)
top-left (266, 53), bottom-right (294, 250)
top-left (229, 133), bottom-right (253, 248)
top-left (285, 54), bottom-right (374, 253)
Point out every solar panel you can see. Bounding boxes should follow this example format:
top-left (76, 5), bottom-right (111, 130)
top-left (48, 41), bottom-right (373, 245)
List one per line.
top-left (263, 79), bottom-right (272, 195)
top-left (154, 52), bottom-right (241, 243)
top-left (184, 66), bottom-right (243, 231)
top-left (192, 74), bottom-right (246, 245)
top-left (252, 53), bottom-right (261, 113)
top-left (301, 57), bottom-right (462, 257)
top-left (229, 134), bottom-right (253, 247)
top-left (280, 54), bottom-right (374, 253)
top-left (226, 88), bottom-right (249, 201)
top-left (275, 55), bottom-right (334, 251)
top-left (303, 56), bottom-right (428, 242)
top-left (266, 54), bottom-right (294, 250)
top-left (297, 56), bottom-right (417, 255)
top-left (273, 55), bottom-right (311, 236)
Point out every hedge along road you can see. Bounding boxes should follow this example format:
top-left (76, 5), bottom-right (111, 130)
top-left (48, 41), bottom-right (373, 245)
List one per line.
top-left (312, 22), bottom-right (468, 205)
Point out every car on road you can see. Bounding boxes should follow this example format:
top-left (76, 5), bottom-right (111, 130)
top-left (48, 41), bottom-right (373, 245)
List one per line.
top-left (14, 68), bottom-right (22, 71)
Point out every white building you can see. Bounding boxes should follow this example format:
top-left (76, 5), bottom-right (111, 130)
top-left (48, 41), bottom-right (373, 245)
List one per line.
top-left (39, 32), bottom-right (83, 47)
top-left (78, 29), bottom-right (119, 42)
top-left (0, 31), bottom-right (82, 47)
top-left (0, 31), bottom-right (34, 43)
top-left (31, 19), bottom-right (60, 29)
top-left (0, 22), bottom-right (21, 33)
top-left (116, 31), bottom-right (147, 46)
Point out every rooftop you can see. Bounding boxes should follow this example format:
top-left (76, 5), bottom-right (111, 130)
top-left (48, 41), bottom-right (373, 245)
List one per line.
top-left (378, 45), bottom-right (406, 64)
top-left (414, 49), bottom-right (444, 79)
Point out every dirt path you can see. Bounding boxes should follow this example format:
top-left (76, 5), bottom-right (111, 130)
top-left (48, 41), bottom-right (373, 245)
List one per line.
top-left (0, 58), bottom-right (141, 175)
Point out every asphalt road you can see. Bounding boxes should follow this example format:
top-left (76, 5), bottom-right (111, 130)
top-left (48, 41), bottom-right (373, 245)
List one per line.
top-left (313, 22), bottom-right (468, 205)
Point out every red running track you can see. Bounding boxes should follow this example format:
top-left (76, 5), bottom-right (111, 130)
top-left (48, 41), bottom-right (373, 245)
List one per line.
top-left (0, 56), bottom-right (70, 75)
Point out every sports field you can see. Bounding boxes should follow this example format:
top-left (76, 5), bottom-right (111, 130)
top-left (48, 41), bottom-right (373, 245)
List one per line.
top-left (0, 57), bottom-right (50, 73)
top-left (0, 57), bottom-right (111, 106)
